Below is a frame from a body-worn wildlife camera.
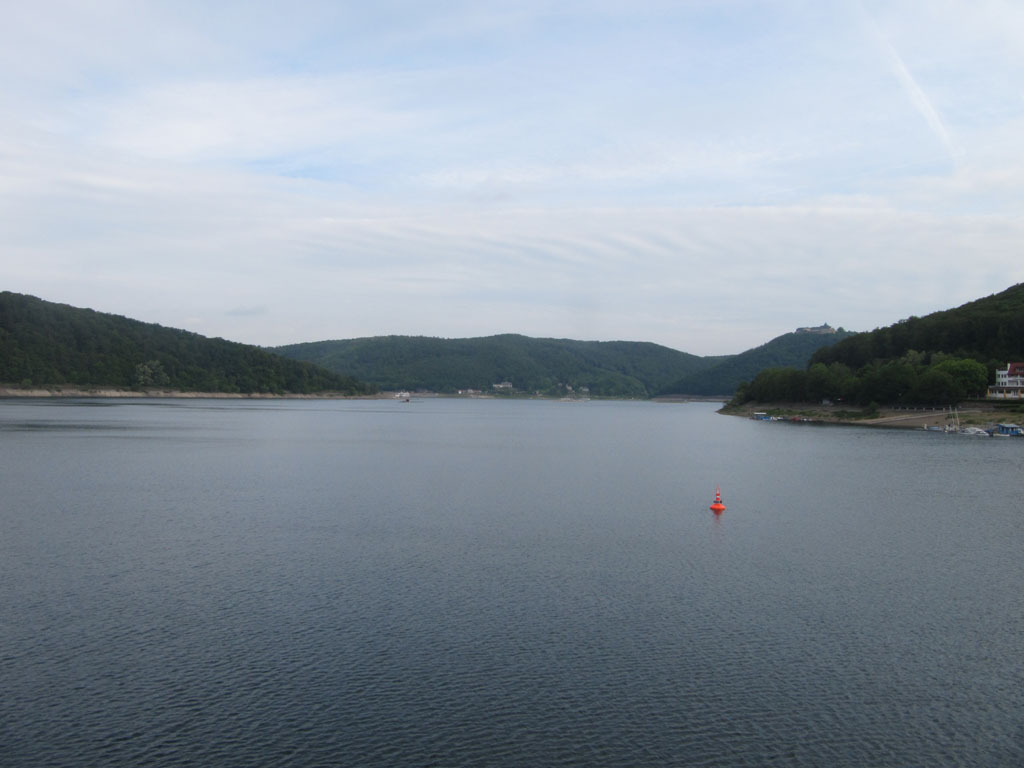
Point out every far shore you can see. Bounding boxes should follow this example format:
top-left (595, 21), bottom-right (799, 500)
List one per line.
top-left (4, 387), bottom-right (1020, 430)
top-left (0, 386), bottom-right (390, 400)
top-left (719, 401), bottom-right (1020, 430)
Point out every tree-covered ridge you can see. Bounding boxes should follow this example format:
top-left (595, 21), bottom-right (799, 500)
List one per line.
top-left (0, 292), bottom-right (375, 395)
top-left (272, 334), bottom-right (716, 397)
top-left (734, 283), bottom-right (1024, 406)
top-left (658, 327), bottom-right (857, 396)
top-left (808, 282), bottom-right (1024, 370)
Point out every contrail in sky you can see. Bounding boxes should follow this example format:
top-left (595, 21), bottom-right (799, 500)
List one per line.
top-left (858, 2), bottom-right (957, 165)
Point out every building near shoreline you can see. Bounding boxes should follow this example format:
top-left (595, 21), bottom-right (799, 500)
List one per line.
top-left (987, 362), bottom-right (1024, 399)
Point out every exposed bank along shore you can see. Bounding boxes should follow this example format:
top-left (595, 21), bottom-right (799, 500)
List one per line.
top-left (720, 402), bottom-right (1016, 430)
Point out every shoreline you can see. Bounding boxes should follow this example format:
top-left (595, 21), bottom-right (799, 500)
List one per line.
top-left (0, 387), bottom-right (388, 400)
top-left (4, 387), bottom-right (1017, 429)
top-left (719, 402), bottom-right (1019, 430)
top-left (0, 388), bottom-right (729, 402)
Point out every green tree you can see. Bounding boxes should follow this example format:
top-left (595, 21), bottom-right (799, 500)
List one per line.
top-left (805, 362), bottom-right (831, 402)
top-left (931, 358), bottom-right (988, 398)
top-left (134, 360), bottom-right (170, 388)
top-left (914, 368), bottom-right (958, 404)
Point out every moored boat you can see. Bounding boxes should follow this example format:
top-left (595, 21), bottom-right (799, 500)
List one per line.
top-left (987, 423), bottom-right (1024, 437)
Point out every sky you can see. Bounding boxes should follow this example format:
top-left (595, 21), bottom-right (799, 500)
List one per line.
top-left (2, 0), bottom-right (1023, 355)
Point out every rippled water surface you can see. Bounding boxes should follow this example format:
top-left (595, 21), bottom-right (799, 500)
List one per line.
top-left (2, 397), bottom-right (1023, 766)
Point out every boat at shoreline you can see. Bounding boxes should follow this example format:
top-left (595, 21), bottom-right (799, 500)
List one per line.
top-left (987, 423), bottom-right (1023, 437)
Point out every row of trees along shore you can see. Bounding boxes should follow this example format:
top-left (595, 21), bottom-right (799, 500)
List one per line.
top-left (733, 353), bottom-right (990, 407)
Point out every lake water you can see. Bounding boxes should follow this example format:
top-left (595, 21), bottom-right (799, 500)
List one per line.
top-left (2, 397), bottom-right (1023, 767)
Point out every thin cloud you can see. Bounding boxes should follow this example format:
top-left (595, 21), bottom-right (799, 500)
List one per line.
top-left (859, 2), bottom-right (958, 165)
top-left (225, 306), bottom-right (269, 317)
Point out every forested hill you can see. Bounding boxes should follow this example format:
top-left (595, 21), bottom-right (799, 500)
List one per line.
top-left (809, 283), bottom-right (1024, 369)
top-left (0, 292), bottom-right (375, 395)
top-left (272, 334), bottom-right (716, 397)
top-left (736, 283), bottom-right (1024, 406)
top-left (658, 327), bottom-right (857, 396)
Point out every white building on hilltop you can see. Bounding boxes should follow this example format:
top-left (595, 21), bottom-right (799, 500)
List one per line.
top-left (795, 324), bottom-right (837, 335)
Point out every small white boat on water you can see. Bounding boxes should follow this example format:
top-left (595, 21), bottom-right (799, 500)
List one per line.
top-left (959, 427), bottom-right (990, 437)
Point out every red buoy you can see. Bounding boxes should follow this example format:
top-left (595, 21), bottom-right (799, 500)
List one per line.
top-left (710, 485), bottom-right (726, 514)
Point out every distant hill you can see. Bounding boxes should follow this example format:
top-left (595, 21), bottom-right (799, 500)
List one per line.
top-left (658, 325), bottom-right (857, 396)
top-left (0, 292), bottom-right (375, 395)
top-left (272, 334), bottom-right (716, 397)
top-left (736, 283), bottom-right (1024, 406)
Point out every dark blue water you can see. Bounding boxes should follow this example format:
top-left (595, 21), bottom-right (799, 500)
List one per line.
top-left (2, 398), bottom-right (1022, 766)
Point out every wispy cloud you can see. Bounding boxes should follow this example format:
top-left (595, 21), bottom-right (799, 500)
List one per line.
top-left (68, 75), bottom-right (430, 166)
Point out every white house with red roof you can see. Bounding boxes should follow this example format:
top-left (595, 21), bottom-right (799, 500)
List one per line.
top-left (987, 362), bottom-right (1024, 399)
